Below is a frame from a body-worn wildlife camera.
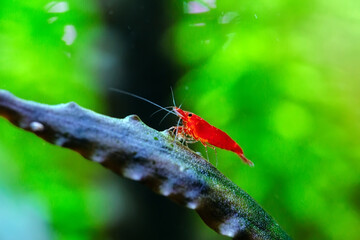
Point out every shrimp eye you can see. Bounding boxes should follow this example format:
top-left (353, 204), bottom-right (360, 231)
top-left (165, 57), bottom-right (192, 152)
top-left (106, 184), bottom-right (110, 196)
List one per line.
top-left (188, 113), bottom-right (193, 117)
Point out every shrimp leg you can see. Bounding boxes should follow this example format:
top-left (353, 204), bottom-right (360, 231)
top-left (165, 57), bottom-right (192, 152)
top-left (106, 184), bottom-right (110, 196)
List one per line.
top-left (199, 141), bottom-right (218, 165)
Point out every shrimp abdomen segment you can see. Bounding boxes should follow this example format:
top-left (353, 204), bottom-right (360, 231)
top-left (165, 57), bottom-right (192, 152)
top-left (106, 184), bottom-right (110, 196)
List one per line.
top-left (192, 121), bottom-right (238, 150)
top-left (192, 121), bottom-right (254, 166)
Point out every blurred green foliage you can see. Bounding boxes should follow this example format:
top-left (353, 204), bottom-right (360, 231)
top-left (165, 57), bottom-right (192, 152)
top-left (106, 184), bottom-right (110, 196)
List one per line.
top-left (0, 0), bottom-right (359, 240)
top-left (0, 1), bottom-right (122, 240)
top-left (174, 1), bottom-right (360, 239)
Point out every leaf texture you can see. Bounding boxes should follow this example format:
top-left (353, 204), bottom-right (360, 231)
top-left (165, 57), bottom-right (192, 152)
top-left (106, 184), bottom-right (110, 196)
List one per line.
top-left (0, 90), bottom-right (290, 240)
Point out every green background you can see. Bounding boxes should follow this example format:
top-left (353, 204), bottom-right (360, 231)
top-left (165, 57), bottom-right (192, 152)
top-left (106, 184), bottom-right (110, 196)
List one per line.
top-left (0, 0), bottom-right (359, 239)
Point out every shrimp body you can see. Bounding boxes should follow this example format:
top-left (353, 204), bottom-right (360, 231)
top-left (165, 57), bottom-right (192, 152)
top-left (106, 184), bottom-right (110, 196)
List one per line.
top-left (173, 107), bottom-right (254, 167)
top-left (109, 88), bottom-right (254, 167)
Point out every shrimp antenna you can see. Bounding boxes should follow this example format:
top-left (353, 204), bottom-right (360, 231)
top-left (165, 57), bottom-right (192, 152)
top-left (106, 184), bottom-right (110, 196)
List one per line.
top-left (150, 106), bottom-right (173, 118)
top-left (159, 111), bottom-right (173, 125)
top-left (110, 88), bottom-right (177, 116)
top-left (151, 106), bottom-right (173, 114)
top-left (178, 91), bottom-right (189, 109)
top-left (170, 86), bottom-right (177, 107)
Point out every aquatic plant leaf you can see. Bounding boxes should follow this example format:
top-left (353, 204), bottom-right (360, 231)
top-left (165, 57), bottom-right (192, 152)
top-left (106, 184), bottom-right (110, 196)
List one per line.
top-left (0, 90), bottom-right (290, 240)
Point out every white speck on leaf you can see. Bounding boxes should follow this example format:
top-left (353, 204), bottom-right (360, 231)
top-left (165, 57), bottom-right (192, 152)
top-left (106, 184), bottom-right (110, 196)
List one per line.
top-left (30, 122), bottom-right (44, 132)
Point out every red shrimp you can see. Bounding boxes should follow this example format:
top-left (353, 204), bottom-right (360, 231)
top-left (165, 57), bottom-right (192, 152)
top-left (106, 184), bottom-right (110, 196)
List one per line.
top-left (173, 107), bottom-right (254, 167)
top-left (110, 88), bottom-right (254, 167)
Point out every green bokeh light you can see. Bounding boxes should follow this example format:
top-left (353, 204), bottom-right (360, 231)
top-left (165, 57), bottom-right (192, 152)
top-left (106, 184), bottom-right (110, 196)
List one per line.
top-left (1, 0), bottom-right (359, 239)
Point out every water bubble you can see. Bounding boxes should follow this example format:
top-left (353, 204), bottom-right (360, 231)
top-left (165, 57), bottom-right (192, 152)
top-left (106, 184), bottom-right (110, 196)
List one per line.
top-left (47, 16), bottom-right (58, 24)
top-left (45, 1), bottom-right (69, 13)
top-left (62, 25), bottom-right (77, 46)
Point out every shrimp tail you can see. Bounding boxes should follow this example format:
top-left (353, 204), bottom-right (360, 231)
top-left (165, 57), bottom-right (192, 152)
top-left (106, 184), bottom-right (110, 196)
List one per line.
top-left (237, 152), bottom-right (254, 167)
